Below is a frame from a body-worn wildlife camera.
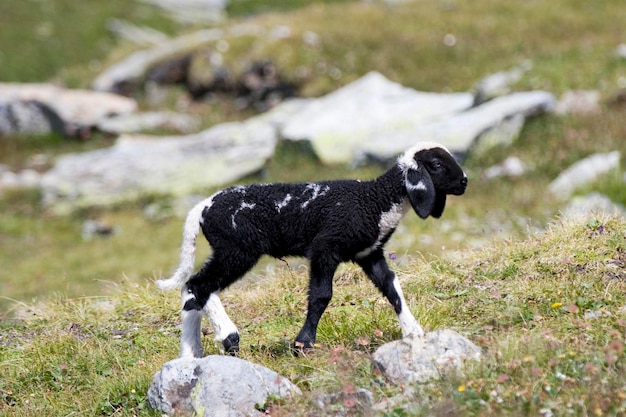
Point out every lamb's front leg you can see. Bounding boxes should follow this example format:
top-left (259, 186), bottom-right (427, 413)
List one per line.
top-left (294, 254), bottom-right (339, 350)
top-left (357, 250), bottom-right (425, 338)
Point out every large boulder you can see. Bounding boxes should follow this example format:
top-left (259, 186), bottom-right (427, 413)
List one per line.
top-left (279, 72), bottom-right (554, 165)
top-left (40, 118), bottom-right (277, 212)
top-left (281, 71), bottom-right (474, 165)
top-left (0, 83), bottom-right (137, 130)
top-left (148, 356), bottom-right (301, 417)
top-left (359, 90), bottom-right (555, 163)
top-left (40, 98), bottom-right (308, 211)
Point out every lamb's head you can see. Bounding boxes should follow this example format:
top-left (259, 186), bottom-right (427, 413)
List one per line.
top-left (398, 142), bottom-right (467, 219)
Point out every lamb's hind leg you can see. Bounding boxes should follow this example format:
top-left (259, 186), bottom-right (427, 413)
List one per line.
top-left (182, 252), bottom-right (257, 356)
top-left (203, 292), bottom-right (239, 355)
top-left (180, 285), bottom-right (203, 358)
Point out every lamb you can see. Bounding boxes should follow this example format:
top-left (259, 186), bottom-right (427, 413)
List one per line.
top-left (156, 142), bottom-right (468, 357)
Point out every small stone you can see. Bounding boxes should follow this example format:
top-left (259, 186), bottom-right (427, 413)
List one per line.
top-left (484, 156), bottom-right (526, 179)
top-left (372, 329), bottom-right (481, 385)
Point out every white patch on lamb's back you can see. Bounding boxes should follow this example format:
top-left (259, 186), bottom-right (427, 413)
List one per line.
top-left (356, 201), bottom-right (409, 258)
top-left (301, 183), bottom-right (330, 209)
top-left (275, 194), bottom-right (293, 212)
top-left (230, 201), bottom-right (256, 229)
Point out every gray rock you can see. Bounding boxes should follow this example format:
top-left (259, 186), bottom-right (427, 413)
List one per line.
top-left (549, 151), bottom-right (621, 200)
top-left (561, 192), bottom-right (626, 219)
top-left (278, 72), bottom-right (554, 165)
top-left (372, 330), bottom-right (481, 385)
top-left (616, 44), bottom-right (626, 59)
top-left (96, 111), bottom-right (200, 134)
top-left (555, 90), bottom-right (601, 115)
top-left (41, 118), bottom-right (277, 212)
top-left (0, 169), bottom-right (42, 190)
top-left (361, 90), bottom-right (555, 163)
top-left (0, 83), bottom-right (137, 129)
top-left (0, 100), bottom-right (66, 136)
top-left (280, 71), bottom-right (474, 165)
top-left (107, 18), bottom-right (169, 46)
top-left (148, 356), bottom-right (301, 417)
top-left (315, 388), bottom-right (374, 417)
top-left (92, 29), bottom-right (225, 93)
top-left (472, 62), bottom-right (531, 105)
top-left (81, 220), bottom-right (117, 240)
top-left (139, 0), bottom-right (227, 24)
top-left (484, 156), bottom-right (526, 179)
top-left (469, 113), bottom-right (526, 157)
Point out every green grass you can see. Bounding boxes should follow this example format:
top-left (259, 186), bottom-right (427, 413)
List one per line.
top-left (0, 0), bottom-right (180, 85)
top-left (1, 215), bottom-right (625, 416)
top-left (1, 0), bottom-right (626, 415)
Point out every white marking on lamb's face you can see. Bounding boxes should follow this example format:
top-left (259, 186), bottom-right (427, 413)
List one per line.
top-left (230, 201), bottom-right (256, 229)
top-left (203, 292), bottom-right (238, 343)
top-left (275, 194), bottom-right (293, 213)
top-left (392, 276), bottom-right (424, 338)
top-left (398, 142), bottom-right (452, 170)
top-left (356, 201), bottom-right (409, 259)
top-left (301, 183), bottom-right (330, 209)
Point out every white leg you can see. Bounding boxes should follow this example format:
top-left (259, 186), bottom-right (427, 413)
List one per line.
top-left (392, 276), bottom-right (425, 338)
top-left (180, 288), bottom-right (203, 358)
top-left (203, 292), bottom-right (238, 343)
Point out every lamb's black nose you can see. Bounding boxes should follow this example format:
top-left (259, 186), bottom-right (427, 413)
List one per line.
top-left (461, 176), bottom-right (468, 187)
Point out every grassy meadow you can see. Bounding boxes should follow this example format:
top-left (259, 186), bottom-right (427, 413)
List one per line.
top-left (1, 0), bottom-right (626, 415)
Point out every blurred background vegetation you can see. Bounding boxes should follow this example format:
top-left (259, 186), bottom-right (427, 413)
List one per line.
top-left (0, 0), bottom-right (624, 314)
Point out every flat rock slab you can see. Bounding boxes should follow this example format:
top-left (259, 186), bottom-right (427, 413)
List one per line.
top-left (96, 111), bottom-right (200, 134)
top-left (281, 71), bottom-right (474, 165)
top-left (279, 71), bottom-right (554, 165)
top-left (0, 83), bottom-right (137, 127)
top-left (41, 118), bottom-right (277, 212)
top-left (372, 329), bottom-right (481, 385)
top-left (148, 356), bottom-right (301, 417)
top-left (360, 90), bottom-right (555, 163)
top-left (549, 151), bottom-right (621, 200)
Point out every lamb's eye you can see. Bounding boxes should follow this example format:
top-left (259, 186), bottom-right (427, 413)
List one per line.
top-left (431, 161), bottom-right (443, 169)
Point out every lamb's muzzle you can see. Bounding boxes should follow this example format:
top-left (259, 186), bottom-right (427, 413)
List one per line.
top-left (156, 141), bottom-right (467, 357)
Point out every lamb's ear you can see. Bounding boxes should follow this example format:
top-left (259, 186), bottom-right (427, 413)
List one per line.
top-left (405, 165), bottom-right (436, 219)
top-left (430, 193), bottom-right (446, 218)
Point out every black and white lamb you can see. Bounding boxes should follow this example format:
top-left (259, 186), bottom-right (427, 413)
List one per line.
top-left (157, 142), bottom-right (468, 357)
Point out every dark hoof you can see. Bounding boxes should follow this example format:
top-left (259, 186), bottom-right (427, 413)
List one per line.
top-left (223, 332), bottom-right (240, 356)
top-left (292, 340), bottom-right (316, 356)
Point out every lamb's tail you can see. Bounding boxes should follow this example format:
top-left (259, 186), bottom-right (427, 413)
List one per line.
top-left (156, 199), bottom-right (209, 291)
